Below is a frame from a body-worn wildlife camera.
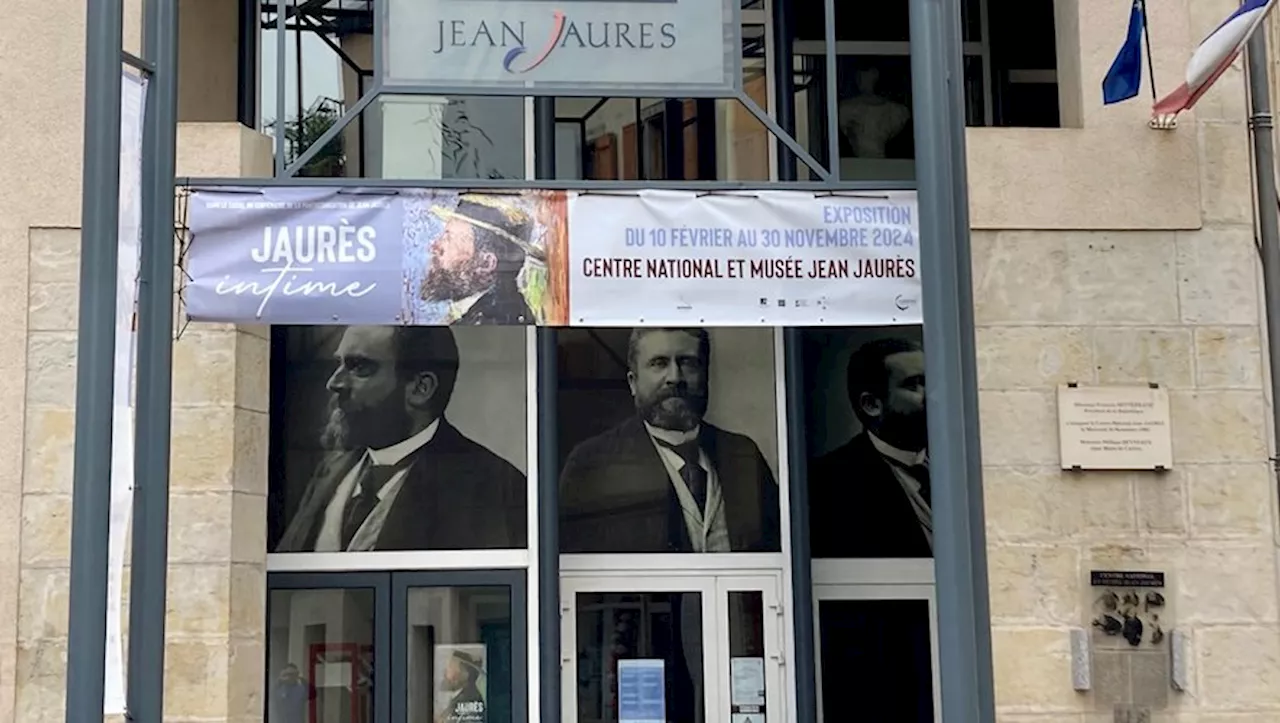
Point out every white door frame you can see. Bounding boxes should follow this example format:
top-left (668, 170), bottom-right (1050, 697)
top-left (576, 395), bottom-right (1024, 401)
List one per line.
top-left (560, 570), bottom-right (787, 723)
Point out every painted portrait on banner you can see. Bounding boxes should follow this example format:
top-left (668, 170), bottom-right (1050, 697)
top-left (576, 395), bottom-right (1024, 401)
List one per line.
top-left (184, 188), bottom-right (569, 327)
top-left (401, 191), bottom-right (569, 326)
top-left (804, 326), bottom-right (930, 559)
top-left (268, 325), bottom-right (528, 552)
top-left (557, 327), bottom-right (780, 554)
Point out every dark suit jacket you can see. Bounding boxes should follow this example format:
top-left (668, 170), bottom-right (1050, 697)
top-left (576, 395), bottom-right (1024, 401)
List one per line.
top-left (455, 280), bottom-right (533, 325)
top-left (559, 415), bottom-right (780, 553)
top-left (276, 420), bottom-right (526, 551)
top-left (808, 432), bottom-right (931, 559)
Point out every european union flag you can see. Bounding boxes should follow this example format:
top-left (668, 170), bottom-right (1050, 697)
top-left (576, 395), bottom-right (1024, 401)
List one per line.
top-left (1103, 0), bottom-right (1146, 104)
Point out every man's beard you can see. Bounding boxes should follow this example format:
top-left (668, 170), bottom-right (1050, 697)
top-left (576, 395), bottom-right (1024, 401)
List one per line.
top-left (880, 409), bottom-right (928, 452)
top-left (421, 253), bottom-right (492, 302)
top-left (635, 385), bottom-right (708, 432)
top-left (320, 395), bottom-right (412, 451)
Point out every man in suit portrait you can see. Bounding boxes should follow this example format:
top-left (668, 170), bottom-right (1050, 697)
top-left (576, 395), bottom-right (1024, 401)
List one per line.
top-left (421, 195), bottom-right (536, 325)
top-left (559, 327), bottom-right (780, 553)
top-left (809, 336), bottom-right (930, 558)
top-left (275, 325), bottom-right (526, 552)
top-left (436, 650), bottom-right (486, 723)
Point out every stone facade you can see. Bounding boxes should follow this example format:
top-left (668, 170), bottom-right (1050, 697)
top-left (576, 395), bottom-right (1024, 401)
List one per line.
top-left (976, 1), bottom-right (1280, 719)
top-left (12, 126), bottom-right (272, 723)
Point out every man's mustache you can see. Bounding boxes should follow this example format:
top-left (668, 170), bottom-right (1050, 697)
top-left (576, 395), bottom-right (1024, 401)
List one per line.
top-left (652, 385), bottom-right (705, 402)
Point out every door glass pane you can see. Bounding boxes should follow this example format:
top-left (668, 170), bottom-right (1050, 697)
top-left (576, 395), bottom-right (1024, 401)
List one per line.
top-left (406, 585), bottom-right (514, 723)
top-left (574, 592), bottom-right (705, 723)
top-left (267, 588), bottom-right (376, 723)
top-left (818, 599), bottom-right (934, 723)
top-left (728, 591), bottom-right (768, 721)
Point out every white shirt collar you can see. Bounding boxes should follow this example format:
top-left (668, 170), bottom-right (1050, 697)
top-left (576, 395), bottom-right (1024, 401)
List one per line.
top-left (643, 421), bottom-right (700, 447)
top-left (360, 418), bottom-right (442, 500)
top-left (868, 431), bottom-right (928, 468)
top-left (447, 290), bottom-right (487, 322)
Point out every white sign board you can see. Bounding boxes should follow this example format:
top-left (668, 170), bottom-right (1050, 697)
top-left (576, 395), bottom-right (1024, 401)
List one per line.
top-left (617, 659), bottom-right (666, 723)
top-left (567, 189), bottom-right (922, 326)
top-left (1057, 384), bottom-right (1173, 471)
top-left (384, 0), bottom-right (741, 93)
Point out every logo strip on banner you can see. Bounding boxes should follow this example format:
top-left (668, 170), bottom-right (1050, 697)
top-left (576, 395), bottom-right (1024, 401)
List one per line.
top-left (182, 188), bottom-right (921, 328)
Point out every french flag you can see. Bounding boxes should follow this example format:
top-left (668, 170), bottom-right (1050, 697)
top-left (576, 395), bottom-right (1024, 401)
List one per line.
top-left (1153, 0), bottom-right (1277, 117)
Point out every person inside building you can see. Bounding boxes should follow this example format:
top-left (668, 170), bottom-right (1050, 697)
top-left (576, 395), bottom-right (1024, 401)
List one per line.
top-left (268, 663), bottom-right (311, 723)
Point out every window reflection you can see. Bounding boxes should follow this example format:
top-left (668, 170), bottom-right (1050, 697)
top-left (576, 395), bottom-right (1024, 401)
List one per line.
top-left (268, 588), bottom-right (376, 723)
top-left (575, 592), bottom-right (704, 723)
top-left (371, 96), bottom-right (526, 180)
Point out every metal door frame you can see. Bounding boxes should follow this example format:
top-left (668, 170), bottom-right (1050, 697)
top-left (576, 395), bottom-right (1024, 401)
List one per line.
top-left (267, 572), bottom-right (393, 723)
top-left (267, 569), bottom-right (529, 723)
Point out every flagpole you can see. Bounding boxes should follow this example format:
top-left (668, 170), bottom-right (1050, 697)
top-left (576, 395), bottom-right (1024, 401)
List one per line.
top-left (1139, 0), bottom-right (1158, 100)
top-left (1244, 26), bottom-right (1280, 478)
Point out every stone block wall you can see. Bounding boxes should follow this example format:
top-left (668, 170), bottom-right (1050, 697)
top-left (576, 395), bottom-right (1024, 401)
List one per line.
top-left (974, 15), bottom-right (1280, 714)
top-left (16, 253), bottom-right (271, 723)
top-left (9, 124), bottom-right (272, 722)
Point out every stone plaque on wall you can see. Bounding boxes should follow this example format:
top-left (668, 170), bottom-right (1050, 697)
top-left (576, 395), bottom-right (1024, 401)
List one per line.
top-left (1058, 384), bottom-right (1173, 471)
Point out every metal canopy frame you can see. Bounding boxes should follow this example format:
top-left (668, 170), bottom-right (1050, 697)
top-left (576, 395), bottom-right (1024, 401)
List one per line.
top-left (240, 0), bottom-right (870, 184)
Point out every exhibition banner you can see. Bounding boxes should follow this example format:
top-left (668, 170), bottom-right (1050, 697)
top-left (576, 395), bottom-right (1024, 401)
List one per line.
top-left (383, 0), bottom-right (740, 94)
top-left (184, 187), bottom-right (921, 327)
top-left (106, 68), bottom-right (148, 717)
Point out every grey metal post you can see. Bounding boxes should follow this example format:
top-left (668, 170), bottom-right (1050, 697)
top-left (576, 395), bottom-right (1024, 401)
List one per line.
top-left (770, 0), bottom-right (796, 179)
top-left (65, 0), bottom-right (125, 715)
top-left (236, 0), bottom-right (257, 126)
top-left (1245, 31), bottom-right (1280, 493)
top-left (783, 329), bottom-right (817, 723)
top-left (936, 0), bottom-right (996, 715)
top-left (126, 0), bottom-right (179, 713)
top-left (534, 95), bottom-right (561, 723)
top-left (907, 0), bottom-right (996, 720)
top-left (274, 0), bottom-right (288, 173)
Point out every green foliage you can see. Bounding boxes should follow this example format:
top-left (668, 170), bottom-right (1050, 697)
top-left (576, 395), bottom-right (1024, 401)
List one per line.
top-left (272, 101), bottom-right (345, 177)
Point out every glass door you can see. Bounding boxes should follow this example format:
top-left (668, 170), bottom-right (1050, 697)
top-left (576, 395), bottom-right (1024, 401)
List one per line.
top-left (393, 570), bottom-right (528, 723)
top-left (267, 573), bottom-right (390, 723)
top-left (561, 573), bottom-right (784, 723)
top-left (267, 569), bottom-right (527, 723)
top-left (812, 583), bottom-right (940, 723)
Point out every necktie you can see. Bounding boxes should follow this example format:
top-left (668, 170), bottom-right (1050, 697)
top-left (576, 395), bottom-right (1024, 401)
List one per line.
top-left (655, 438), bottom-right (708, 513)
top-left (340, 459), bottom-right (402, 548)
top-left (903, 462), bottom-right (931, 506)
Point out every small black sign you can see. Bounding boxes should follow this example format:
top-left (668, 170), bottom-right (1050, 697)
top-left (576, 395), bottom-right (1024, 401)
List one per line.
top-left (1090, 570), bottom-right (1165, 588)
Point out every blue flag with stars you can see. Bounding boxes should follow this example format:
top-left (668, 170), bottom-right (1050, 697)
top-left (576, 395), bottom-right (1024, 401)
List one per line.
top-left (1103, 0), bottom-right (1146, 104)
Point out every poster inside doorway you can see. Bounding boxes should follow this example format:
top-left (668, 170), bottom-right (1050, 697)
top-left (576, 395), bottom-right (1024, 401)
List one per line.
top-left (434, 644), bottom-right (488, 723)
top-left (617, 658), bottom-right (666, 723)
